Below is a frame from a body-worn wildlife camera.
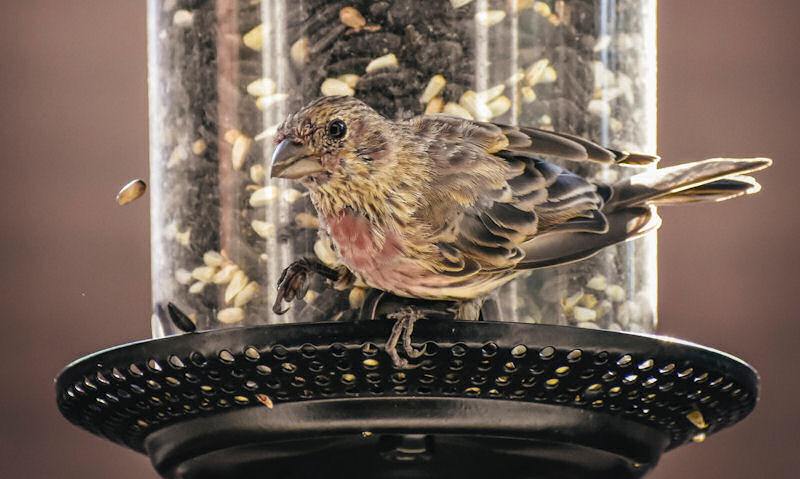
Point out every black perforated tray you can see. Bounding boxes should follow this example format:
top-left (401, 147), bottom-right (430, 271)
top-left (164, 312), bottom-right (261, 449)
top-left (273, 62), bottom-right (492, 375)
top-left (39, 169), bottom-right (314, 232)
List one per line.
top-left (55, 321), bottom-right (758, 478)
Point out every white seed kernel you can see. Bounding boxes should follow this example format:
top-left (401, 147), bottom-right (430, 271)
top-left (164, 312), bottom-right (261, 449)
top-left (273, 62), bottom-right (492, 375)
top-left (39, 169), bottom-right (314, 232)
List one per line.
top-left (290, 36), bottom-right (309, 65)
top-left (578, 293), bottom-right (598, 309)
top-left (424, 97), bottom-right (444, 115)
top-left (587, 99), bottom-right (611, 117)
top-left (365, 53), bottom-right (398, 73)
top-left (225, 270), bottom-right (249, 304)
top-left (246, 78), bottom-right (276, 97)
top-left (251, 220), bottom-right (276, 239)
top-left (203, 251), bottom-right (225, 267)
top-left (459, 90), bottom-right (492, 121)
top-left (606, 284), bottom-right (626, 302)
top-left (524, 58), bottom-right (550, 86)
top-left (295, 212), bottom-right (319, 229)
top-left (217, 307), bottom-right (245, 324)
top-left (242, 24), bottom-right (263, 51)
top-left (320, 78), bottom-right (354, 97)
top-left (249, 186), bottom-right (279, 207)
top-left (189, 281), bottom-right (206, 294)
top-left (477, 84), bottom-right (505, 103)
top-left (475, 10), bottom-right (506, 27)
top-left (234, 281), bottom-right (260, 307)
top-left (349, 287), bottom-right (367, 309)
top-left (172, 9), bottom-right (193, 27)
top-left (587, 275), bottom-right (607, 291)
top-left (213, 264), bottom-right (239, 284)
top-left (191, 266), bottom-right (217, 283)
top-left (533, 1), bottom-right (552, 16)
top-left (577, 321), bottom-right (600, 329)
top-left (337, 73), bottom-right (361, 89)
top-left (191, 139), bottom-right (207, 155)
top-left (250, 164), bottom-right (265, 184)
top-left (255, 93), bottom-right (289, 111)
top-left (594, 34), bottom-right (612, 52)
top-left (443, 102), bottom-right (473, 119)
top-left (420, 75), bottom-right (447, 104)
top-left (231, 135), bottom-right (252, 171)
top-left (450, 0), bottom-right (473, 8)
top-left (574, 306), bottom-right (598, 322)
top-left (540, 66), bottom-right (558, 83)
top-left (224, 129), bottom-right (242, 144)
top-left (175, 268), bottom-right (193, 285)
top-left (521, 86), bottom-right (537, 102)
top-left (339, 6), bottom-right (366, 29)
top-left (487, 95), bottom-right (512, 118)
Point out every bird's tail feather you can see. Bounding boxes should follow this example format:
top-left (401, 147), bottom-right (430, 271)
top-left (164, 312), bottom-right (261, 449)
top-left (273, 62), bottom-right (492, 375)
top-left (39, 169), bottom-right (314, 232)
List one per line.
top-left (607, 157), bottom-right (771, 210)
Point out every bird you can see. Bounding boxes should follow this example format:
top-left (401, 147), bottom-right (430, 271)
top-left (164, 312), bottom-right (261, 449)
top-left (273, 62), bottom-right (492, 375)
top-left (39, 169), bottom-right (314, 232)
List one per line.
top-left (269, 95), bottom-right (771, 367)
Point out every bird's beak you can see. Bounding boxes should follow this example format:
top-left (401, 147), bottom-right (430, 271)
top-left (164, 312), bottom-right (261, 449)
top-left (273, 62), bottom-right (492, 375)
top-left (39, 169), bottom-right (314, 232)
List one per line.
top-left (270, 140), bottom-right (324, 179)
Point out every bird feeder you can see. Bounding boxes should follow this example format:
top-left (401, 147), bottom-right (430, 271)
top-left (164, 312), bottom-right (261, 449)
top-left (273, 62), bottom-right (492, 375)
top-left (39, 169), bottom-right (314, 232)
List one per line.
top-left (57, 1), bottom-right (758, 478)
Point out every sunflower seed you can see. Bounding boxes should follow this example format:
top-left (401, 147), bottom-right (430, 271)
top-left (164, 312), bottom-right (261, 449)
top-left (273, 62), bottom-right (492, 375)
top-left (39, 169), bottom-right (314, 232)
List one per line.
top-left (365, 53), bottom-right (398, 73)
top-left (251, 220), bottom-right (276, 238)
top-left (189, 281), bottom-right (206, 294)
top-left (419, 75), bottom-right (447, 104)
top-left (225, 270), bottom-right (249, 304)
top-left (172, 9), bottom-right (193, 28)
top-left (231, 135), bottom-right (252, 171)
top-left (475, 10), bottom-right (506, 27)
top-left (191, 266), bottom-right (217, 283)
top-left (116, 179), bottom-right (147, 205)
top-left (249, 186), bottom-right (279, 206)
top-left (217, 307), bottom-right (245, 324)
top-left (339, 6), bottom-right (366, 30)
top-left (250, 164), bottom-right (265, 184)
top-left (242, 24), bottom-right (263, 51)
top-left (246, 78), bottom-right (276, 97)
top-left (175, 268), bottom-right (193, 285)
top-left (295, 212), bottom-right (319, 229)
top-left (191, 139), bottom-right (207, 155)
top-left (167, 302), bottom-right (196, 332)
top-left (213, 264), bottom-right (239, 284)
top-left (424, 97), bottom-right (444, 114)
top-left (234, 281), bottom-right (260, 307)
top-left (321, 77), bottom-right (355, 96)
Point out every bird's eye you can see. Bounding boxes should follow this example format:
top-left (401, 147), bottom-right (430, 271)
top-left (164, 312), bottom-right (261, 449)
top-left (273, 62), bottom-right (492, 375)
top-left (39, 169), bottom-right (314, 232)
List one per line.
top-left (327, 119), bottom-right (347, 140)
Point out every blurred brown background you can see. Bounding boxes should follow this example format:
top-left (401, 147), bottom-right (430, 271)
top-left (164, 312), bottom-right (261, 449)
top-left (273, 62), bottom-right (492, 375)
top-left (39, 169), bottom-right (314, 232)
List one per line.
top-left (1, 1), bottom-right (798, 477)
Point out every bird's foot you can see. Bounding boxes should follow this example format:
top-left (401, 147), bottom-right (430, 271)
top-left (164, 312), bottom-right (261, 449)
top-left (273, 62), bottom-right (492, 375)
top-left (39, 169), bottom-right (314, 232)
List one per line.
top-left (273, 258), bottom-right (340, 315)
top-left (385, 307), bottom-right (428, 369)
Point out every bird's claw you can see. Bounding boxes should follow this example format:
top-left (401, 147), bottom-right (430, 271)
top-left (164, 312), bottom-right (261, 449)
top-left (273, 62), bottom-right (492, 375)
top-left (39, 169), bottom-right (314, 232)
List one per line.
top-left (385, 307), bottom-right (427, 369)
top-left (273, 258), bottom-right (341, 315)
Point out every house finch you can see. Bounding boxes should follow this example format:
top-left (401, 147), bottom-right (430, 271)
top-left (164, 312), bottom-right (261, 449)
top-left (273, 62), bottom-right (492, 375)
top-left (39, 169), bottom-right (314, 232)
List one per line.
top-left (270, 95), bottom-right (771, 367)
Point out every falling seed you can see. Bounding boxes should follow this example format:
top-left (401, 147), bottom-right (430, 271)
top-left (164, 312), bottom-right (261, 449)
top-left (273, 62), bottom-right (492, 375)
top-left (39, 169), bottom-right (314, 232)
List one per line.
top-left (191, 139), bottom-right (207, 155)
top-left (192, 266), bottom-right (217, 283)
top-left (242, 24), bottom-right (263, 51)
top-left (255, 93), bottom-right (289, 111)
top-left (231, 135), bottom-right (252, 171)
top-left (586, 275), bottom-right (607, 291)
top-left (475, 10), bottom-right (506, 27)
top-left (249, 186), bottom-right (279, 206)
top-left (606, 284), bottom-right (625, 302)
top-left (594, 34), bottom-right (612, 52)
top-left (251, 220), bottom-right (276, 239)
top-left (213, 264), bottom-right (239, 284)
top-left (281, 188), bottom-right (303, 203)
top-left (521, 86), bottom-right (537, 102)
top-left (337, 74), bottom-right (360, 89)
top-left (339, 6), bottom-right (366, 29)
top-left (246, 78), bottom-right (276, 97)
top-left (320, 78), bottom-right (354, 97)
top-left (290, 36), bottom-right (309, 65)
top-left (250, 164), bottom-right (265, 184)
top-left (349, 287), bottom-right (367, 309)
top-left (686, 410), bottom-right (708, 429)
top-left (225, 270), bottom-right (249, 304)
top-left (172, 9), bottom-right (193, 27)
top-left (365, 53), bottom-right (398, 73)
top-left (116, 179), bottom-right (147, 205)
top-left (524, 58), bottom-right (550, 86)
top-left (533, 1), bottom-right (552, 16)
top-left (217, 307), bottom-right (245, 324)
top-left (573, 306), bottom-right (597, 322)
top-left (424, 97), bottom-right (444, 115)
top-left (255, 393), bottom-right (274, 408)
top-left (189, 281), bottom-right (206, 294)
top-left (295, 212), bottom-right (319, 229)
top-left (175, 268), bottom-right (193, 285)
top-left (487, 96), bottom-right (511, 118)
top-left (443, 102), bottom-right (473, 119)
top-left (314, 238), bottom-right (338, 266)
top-left (692, 432), bottom-right (706, 443)
top-left (167, 302), bottom-right (196, 333)
top-left (361, 430), bottom-right (373, 438)
top-left (234, 281), bottom-right (260, 307)
top-left (419, 75), bottom-right (447, 104)
top-left (587, 99), bottom-right (611, 117)
top-left (459, 90), bottom-right (492, 121)
top-left (477, 84), bottom-right (505, 103)
top-left (449, 0), bottom-right (473, 8)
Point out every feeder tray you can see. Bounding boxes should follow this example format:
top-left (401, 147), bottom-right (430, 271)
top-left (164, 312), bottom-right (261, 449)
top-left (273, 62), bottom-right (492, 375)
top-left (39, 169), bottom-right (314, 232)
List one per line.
top-left (56, 320), bottom-right (758, 478)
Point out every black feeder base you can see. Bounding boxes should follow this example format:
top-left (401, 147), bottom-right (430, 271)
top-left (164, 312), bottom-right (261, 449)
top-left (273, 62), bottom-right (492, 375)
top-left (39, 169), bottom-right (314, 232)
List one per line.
top-left (56, 321), bottom-right (758, 478)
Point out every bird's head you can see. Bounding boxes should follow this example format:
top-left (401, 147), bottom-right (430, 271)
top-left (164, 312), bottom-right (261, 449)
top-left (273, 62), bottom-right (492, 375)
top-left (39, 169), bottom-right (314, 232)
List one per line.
top-left (270, 96), bottom-right (395, 188)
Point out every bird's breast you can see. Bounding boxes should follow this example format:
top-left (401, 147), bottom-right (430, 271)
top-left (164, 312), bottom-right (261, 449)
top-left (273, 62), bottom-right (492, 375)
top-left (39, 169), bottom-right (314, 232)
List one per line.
top-left (323, 210), bottom-right (403, 275)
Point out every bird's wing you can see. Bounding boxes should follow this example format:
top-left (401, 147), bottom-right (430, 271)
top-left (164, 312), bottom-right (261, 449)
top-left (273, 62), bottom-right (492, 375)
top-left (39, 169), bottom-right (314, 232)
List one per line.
top-left (409, 115), bottom-right (611, 275)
